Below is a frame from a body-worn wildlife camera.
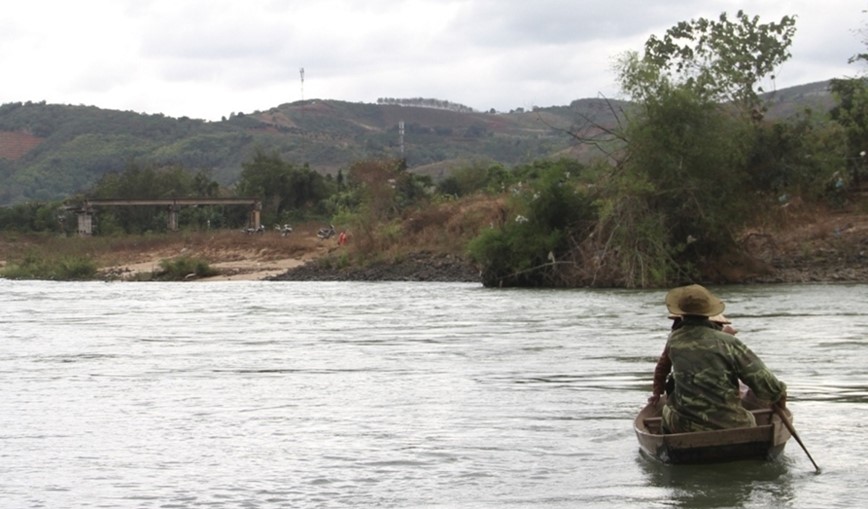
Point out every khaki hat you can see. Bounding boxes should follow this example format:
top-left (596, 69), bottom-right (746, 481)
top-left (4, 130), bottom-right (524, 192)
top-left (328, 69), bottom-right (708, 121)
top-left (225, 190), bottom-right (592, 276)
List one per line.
top-left (665, 284), bottom-right (725, 317)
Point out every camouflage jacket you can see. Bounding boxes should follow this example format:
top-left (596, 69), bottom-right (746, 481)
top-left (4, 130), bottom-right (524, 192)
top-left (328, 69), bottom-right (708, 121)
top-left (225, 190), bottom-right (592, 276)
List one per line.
top-left (662, 316), bottom-right (787, 433)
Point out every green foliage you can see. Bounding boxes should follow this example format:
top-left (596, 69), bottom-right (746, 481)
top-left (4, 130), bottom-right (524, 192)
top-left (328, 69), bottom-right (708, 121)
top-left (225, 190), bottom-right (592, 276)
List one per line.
top-left (590, 174), bottom-right (684, 287)
top-left (628, 10), bottom-right (797, 117)
top-left (151, 132), bottom-right (253, 169)
top-left (467, 160), bottom-right (597, 287)
top-left (237, 149), bottom-right (334, 224)
top-left (749, 113), bottom-right (847, 199)
top-left (0, 98), bottom-right (609, 207)
top-left (598, 11), bottom-right (802, 286)
top-left (0, 86), bottom-right (832, 209)
top-left (0, 102), bottom-right (221, 204)
top-left (435, 162), bottom-right (518, 197)
top-left (468, 224), bottom-right (561, 287)
top-left (0, 251), bottom-right (97, 280)
top-left (0, 201), bottom-right (67, 232)
top-left (829, 77), bottom-right (868, 186)
top-left (630, 87), bottom-right (753, 248)
top-left (87, 163), bottom-right (225, 234)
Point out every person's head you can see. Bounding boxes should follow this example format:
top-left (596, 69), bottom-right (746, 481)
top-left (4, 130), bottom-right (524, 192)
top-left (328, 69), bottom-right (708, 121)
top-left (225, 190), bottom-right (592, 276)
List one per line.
top-left (665, 284), bottom-right (725, 318)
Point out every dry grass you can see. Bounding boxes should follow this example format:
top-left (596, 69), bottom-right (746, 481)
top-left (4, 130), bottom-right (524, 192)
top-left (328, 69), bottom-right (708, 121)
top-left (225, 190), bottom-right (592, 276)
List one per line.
top-left (0, 222), bottom-right (335, 272)
top-left (397, 195), bottom-right (506, 252)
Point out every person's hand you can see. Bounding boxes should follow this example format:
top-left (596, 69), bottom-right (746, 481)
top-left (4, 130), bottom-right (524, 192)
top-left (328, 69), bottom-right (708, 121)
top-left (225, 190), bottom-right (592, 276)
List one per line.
top-left (722, 324), bottom-right (738, 335)
top-left (774, 393), bottom-right (787, 409)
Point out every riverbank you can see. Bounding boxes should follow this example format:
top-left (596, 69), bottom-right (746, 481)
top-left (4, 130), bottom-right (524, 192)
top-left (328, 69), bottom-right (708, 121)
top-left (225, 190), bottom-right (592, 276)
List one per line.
top-left (270, 205), bottom-right (868, 285)
top-left (1, 204), bottom-right (866, 285)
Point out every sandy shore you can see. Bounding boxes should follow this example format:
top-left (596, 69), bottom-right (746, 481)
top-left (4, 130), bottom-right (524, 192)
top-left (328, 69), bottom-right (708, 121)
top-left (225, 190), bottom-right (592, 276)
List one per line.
top-left (107, 257), bottom-right (308, 281)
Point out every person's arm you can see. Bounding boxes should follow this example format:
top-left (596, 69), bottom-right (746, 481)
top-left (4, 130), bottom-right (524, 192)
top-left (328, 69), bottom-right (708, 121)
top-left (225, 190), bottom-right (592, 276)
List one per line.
top-left (774, 392), bottom-right (787, 409)
top-left (732, 338), bottom-right (787, 406)
top-left (649, 345), bottom-right (672, 404)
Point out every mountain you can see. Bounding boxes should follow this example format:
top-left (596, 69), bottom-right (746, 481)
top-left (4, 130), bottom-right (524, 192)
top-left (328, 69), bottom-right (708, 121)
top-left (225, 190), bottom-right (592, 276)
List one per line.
top-left (0, 81), bottom-right (834, 207)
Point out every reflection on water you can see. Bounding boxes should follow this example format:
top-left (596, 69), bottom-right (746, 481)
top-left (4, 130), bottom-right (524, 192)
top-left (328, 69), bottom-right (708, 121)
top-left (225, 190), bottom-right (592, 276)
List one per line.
top-left (1, 280), bottom-right (866, 508)
top-left (637, 454), bottom-right (794, 508)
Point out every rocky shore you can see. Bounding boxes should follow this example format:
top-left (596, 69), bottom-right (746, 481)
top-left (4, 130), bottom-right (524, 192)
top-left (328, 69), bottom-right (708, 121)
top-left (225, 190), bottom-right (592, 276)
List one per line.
top-left (268, 251), bottom-right (480, 283)
top-left (268, 250), bottom-right (868, 286)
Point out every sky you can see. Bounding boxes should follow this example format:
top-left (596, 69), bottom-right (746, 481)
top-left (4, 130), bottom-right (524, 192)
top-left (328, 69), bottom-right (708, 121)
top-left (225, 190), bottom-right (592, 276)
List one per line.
top-left (2, 0), bottom-right (864, 121)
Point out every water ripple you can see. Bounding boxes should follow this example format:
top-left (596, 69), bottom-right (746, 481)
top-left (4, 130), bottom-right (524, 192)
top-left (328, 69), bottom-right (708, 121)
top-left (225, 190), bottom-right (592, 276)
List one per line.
top-left (1, 280), bottom-right (866, 508)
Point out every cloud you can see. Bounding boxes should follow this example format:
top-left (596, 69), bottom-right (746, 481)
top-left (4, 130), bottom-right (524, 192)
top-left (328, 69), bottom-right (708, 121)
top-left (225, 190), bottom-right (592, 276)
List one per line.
top-left (0, 0), bottom-right (863, 120)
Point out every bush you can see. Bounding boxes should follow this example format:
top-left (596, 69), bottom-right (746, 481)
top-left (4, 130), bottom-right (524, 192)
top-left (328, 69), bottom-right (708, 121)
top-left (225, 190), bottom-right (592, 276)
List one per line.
top-left (467, 161), bottom-right (598, 287)
top-left (0, 252), bottom-right (98, 280)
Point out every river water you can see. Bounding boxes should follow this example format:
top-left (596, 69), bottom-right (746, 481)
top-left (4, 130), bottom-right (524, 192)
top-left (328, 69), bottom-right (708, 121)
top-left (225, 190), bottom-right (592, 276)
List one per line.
top-left (1, 280), bottom-right (866, 508)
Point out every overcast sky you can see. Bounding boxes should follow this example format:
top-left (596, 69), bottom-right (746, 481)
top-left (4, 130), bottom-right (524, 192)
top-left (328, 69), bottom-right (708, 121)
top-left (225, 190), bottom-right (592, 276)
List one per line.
top-left (2, 0), bottom-right (864, 121)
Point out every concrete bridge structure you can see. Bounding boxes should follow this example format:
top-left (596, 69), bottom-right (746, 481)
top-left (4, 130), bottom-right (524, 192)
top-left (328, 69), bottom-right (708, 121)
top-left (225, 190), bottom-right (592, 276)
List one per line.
top-left (72, 198), bottom-right (262, 236)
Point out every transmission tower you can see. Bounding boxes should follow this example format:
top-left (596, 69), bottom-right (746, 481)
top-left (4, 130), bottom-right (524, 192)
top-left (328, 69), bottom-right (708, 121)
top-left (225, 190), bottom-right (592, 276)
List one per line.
top-left (399, 120), bottom-right (405, 159)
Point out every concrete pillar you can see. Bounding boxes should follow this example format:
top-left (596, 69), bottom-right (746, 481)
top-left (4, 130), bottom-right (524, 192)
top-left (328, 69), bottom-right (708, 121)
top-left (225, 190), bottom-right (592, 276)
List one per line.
top-left (77, 211), bottom-right (93, 236)
top-left (168, 205), bottom-right (179, 231)
top-left (250, 207), bottom-right (261, 230)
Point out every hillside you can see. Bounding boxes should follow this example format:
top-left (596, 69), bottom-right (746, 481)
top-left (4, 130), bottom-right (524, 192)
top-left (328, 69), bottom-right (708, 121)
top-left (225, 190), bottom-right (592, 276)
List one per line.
top-left (0, 81), bottom-right (834, 207)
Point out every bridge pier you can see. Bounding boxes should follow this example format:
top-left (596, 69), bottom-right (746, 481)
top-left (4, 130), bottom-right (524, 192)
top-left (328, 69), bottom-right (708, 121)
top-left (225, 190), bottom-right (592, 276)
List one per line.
top-left (70, 198), bottom-right (261, 236)
top-left (250, 207), bottom-right (261, 230)
top-left (77, 210), bottom-right (93, 236)
top-left (168, 205), bottom-right (179, 231)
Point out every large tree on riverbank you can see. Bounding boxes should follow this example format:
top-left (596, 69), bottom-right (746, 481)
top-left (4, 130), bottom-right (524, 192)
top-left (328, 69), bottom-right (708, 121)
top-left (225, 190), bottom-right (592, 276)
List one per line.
top-left (593, 11), bottom-right (798, 287)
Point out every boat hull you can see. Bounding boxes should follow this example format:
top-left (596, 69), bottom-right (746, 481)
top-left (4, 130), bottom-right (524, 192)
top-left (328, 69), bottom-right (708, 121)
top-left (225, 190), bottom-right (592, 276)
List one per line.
top-left (634, 397), bottom-right (792, 464)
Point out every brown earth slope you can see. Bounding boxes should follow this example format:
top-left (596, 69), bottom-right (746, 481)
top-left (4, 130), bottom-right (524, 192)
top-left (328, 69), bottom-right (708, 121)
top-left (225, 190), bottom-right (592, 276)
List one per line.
top-left (738, 203), bottom-right (868, 284)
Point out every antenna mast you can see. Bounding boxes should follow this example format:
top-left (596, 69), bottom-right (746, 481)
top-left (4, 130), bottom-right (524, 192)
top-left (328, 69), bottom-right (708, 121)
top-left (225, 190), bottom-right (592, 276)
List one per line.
top-left (300, 67), bottom-right (305, 101)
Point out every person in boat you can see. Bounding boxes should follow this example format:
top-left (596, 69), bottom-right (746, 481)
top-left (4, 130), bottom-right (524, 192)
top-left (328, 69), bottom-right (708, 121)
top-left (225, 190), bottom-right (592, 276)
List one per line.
top-left (648, 313), bottom-right (737, 406)
top-left (656, 284), bottom-right (787, 433)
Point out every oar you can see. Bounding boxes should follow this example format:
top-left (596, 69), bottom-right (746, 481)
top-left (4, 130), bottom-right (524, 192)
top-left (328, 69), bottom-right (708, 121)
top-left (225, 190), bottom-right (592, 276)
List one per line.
top-left (774, 405), bottom-right (821, 474)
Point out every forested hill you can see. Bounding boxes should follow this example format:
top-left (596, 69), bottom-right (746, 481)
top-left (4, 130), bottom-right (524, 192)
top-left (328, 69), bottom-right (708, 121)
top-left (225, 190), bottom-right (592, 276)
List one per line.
top-left (0, 81), bottom-right (834, 206)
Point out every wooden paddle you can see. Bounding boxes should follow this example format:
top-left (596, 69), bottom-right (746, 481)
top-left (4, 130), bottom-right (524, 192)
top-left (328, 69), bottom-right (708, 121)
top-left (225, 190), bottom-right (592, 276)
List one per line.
top-left (774, 405), bottom-right (821, 473)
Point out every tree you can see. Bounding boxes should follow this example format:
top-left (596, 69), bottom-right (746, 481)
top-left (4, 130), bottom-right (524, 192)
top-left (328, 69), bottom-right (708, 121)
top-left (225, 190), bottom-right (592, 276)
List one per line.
top-left (848, 10), bottom-right (868, 66)
top-left (830, 12), bottom-right (868, 188)
top-left (236, 149), bottom-right (332, 223)
top-left (87, 163), bottom-right (223, 233)
top-left (604, 11), bottom-right (798, 286)
top-left (468, 160), bottom-right (597, 287)
top-left (623, 10), bottom-right (796, 120)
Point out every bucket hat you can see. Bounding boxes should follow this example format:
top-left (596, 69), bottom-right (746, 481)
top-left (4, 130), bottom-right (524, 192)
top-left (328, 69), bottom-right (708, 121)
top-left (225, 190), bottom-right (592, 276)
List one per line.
top-left (665, 284), bottom-right (725, 317)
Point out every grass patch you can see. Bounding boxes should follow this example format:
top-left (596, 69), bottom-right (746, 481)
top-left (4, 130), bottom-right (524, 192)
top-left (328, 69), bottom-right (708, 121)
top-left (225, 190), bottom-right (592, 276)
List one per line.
top-left (1, 251), bottom-right (98, 280)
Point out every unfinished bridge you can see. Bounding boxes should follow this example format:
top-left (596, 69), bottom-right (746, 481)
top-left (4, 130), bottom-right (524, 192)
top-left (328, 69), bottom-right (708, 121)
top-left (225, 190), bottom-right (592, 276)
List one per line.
top-left (71, 198), bottom-right (262, 236)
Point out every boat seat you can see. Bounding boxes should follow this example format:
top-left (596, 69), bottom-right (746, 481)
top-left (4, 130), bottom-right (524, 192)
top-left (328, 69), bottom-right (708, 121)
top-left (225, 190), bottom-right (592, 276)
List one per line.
top-left (643, 409), bottom-right (776, 435)
top-left (643, 417), bottom-right (663, 434)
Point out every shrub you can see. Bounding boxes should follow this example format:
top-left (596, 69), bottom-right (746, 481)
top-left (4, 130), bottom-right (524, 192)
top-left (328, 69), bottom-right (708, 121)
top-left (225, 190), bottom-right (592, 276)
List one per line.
top-left (467, 161), bottom-right (598, 287)
top-left (0, 251), bottom-right (98, 280)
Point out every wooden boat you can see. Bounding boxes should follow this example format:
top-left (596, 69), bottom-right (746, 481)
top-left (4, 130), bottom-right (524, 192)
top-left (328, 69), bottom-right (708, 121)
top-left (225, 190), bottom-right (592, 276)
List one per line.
top-left (634, 396), bottom-right (792, 464)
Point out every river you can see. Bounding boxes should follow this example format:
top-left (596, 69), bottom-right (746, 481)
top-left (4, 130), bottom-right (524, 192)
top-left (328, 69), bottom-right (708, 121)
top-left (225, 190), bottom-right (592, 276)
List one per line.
top-left (1, 280), bottom-right (866, 508)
